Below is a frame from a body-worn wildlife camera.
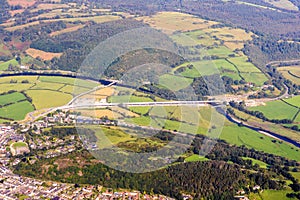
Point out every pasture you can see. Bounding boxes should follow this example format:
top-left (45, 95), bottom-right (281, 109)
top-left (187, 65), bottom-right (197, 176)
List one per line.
top-left (0, 59), bottom-right (19, 71)
top-left (0, 92), bottom-right (26, 106)
top-left (159, 74), bottom-right (193, 91)
top-left (0, 101), bottom-right (34, 121)
top-left (241, 157), bottom-right (268, 168)
top-left (49, 24), bottom-right (85, 36)
top-left (284, 96), bottom-right (300, 108)
top-left (185, 155), bottom-right (210, 162)
top-left (248, 100), bottom-right (298, 120)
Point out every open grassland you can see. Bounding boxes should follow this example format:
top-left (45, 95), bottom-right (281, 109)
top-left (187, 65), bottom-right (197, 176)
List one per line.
top-left (278, 66), bottom-right (300, 85)
top-left (248, 100), bottom-right (299, 120)
top-left (227, 56), bottom-right (261, 73)
top-left (25, 48), bottom-right (62, 61)
top-left (0, 101), bottom-right (34, 121)
top-left (5, 15), bottom-right (121, 32)
top-left (49, 24), bottom-right (85, 36)
top-left (12, 142), bottom-right (28, 149)
top-left (265, 0), bottom-right (298, 11)
top-left (249, 189), bottom-right (294, 200)
top-left (240, 73), bottom-right (268, 86)
top-left (43, 15), bottom-right (121, 24)
top-left (219, 124), bottom-right (300, 161)
top-left (242, 157), bottom-right (269, 168)
top-left (30, 3), bottom-right (69, 12)
top-left (185, 155), bottom-right (210, 162)
top-left (224, 41), bottom-right (245, 50)
top-left (136, 12), bottom-right (218, 34)
top-left (108, 95), bottom-right (153, 103)
top-left (5, 21), bottom-right (40, 32)
top-left (206, 46), bottom-right (236, 58)
top-left (203, 27), bottom-right (253, 41)
top-left (284, 95), bottom-right (300, 108)
top-left (25, 90), bottom-right (72, 110)
top-left (178, 59), bottom-right (238, 78)
top-left (0, 59), bottom-right (19, 71)
top-left (75, 109), bottom-right (123, 119)
top-left (0, 92), bottom-right (26, 106)
top-left (291, 172), bottom-right (300, 181)
top-left (159, 74), bottom-right (193, 91)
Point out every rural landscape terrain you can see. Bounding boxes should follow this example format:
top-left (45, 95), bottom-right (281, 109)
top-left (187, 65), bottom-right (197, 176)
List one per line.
top-left (0, 0), bottom-right (299, 199)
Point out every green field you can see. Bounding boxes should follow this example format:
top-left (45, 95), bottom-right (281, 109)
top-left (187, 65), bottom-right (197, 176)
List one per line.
top-left (25, 90), bottom-right (72, 110)
top-left (206, 46), bottom-right (235, 58)
top-left (228, 56), bottom-right (261, 73)
top-left (248, 100), bottom-right (299, 120)
top-left (129, 106), bottom-right (151, 115)
top-left (185, 154), bottom-right (210, 162)
top-left (0, 101), bottom-right (34, 120)
top-left (242, 157), bottom-right (269, 168)
top-left (159, 74), bottom-right (193, 91)
top-left (12, 142), bottom-right (28, 149)
top-left (249, 189), bottom-right (294, 200)
top-left (0, 92), bottom-right (26, 106)
top-left (108, 95), bottom-right (154, 103)
top-left (284, 95), bottom-right (300, 108)
top-left (0, 59), bottom-right (19, 71)
top-left (240, 72), bottom-right (268, 85)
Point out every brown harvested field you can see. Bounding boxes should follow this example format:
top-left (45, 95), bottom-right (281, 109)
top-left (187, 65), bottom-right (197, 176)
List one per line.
top-left (136, 12), bottom-right (218, 34)
top-left (5, 21), bottom-right (40, 31)
top-left (278, 66), bottom-right (300, 85)
top-left (7, 0), bottom-right (36, 7)
top-left (224, 41), bottom-right (245, 50)
top-left (26, 48), bottom-right (63, 60)
top-left (31, 3), bottom-right (69, 12)
top-left (203, 27), bottom-right (254, 41)
top-left (50, 24), bottom-right (85, 36)
top-left (9, 40), bottom-right (30, 51)
top-left (9, 9), bottom-right (25, 16)
top-left (43, 15), bottom-right (122, 24)
top-left (111, 107), bottom-right (139, 118)
top-left (94, 87), bottom-right (115, 96)
top-left (76, 109), bottom-right (124, 119)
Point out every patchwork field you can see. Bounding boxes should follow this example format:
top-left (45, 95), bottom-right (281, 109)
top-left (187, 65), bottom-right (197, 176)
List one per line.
top-left (0, 75), bottom-right (100, 121)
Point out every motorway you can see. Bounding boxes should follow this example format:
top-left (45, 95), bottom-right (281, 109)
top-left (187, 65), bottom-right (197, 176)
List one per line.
top-left (62, 100), bottom-right (223, 109)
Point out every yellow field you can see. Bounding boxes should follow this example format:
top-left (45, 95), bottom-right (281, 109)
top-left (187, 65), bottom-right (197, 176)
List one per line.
top-left (224, 41), bottom-right (245, 50)
top-left (7, 0), bottom-right (36, 8)
top-left (265, 0), bottom-right (298, 11)
top-left (30, 3), bottom-right (69, 12)
top-left (9, 9), bottom-right (25, 16)
top-left (5, 21), bottom-right (40, 31)
top-left (25, 90), bottom-right (72, 110)
top-left (76, 109), bottom-right (123, 119)
top-left (278, 66), bottom-right (300, 85)
top-left (26, 48), bottom-right (63, 60)
top-left (50, 24), bottom-right (85, 36)
top-left (43, 15), bottom-right (121, 24)
top-left (203, 27), bottom-right (254, 41)
top-left (136, 12), bottom-right (218, 34)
